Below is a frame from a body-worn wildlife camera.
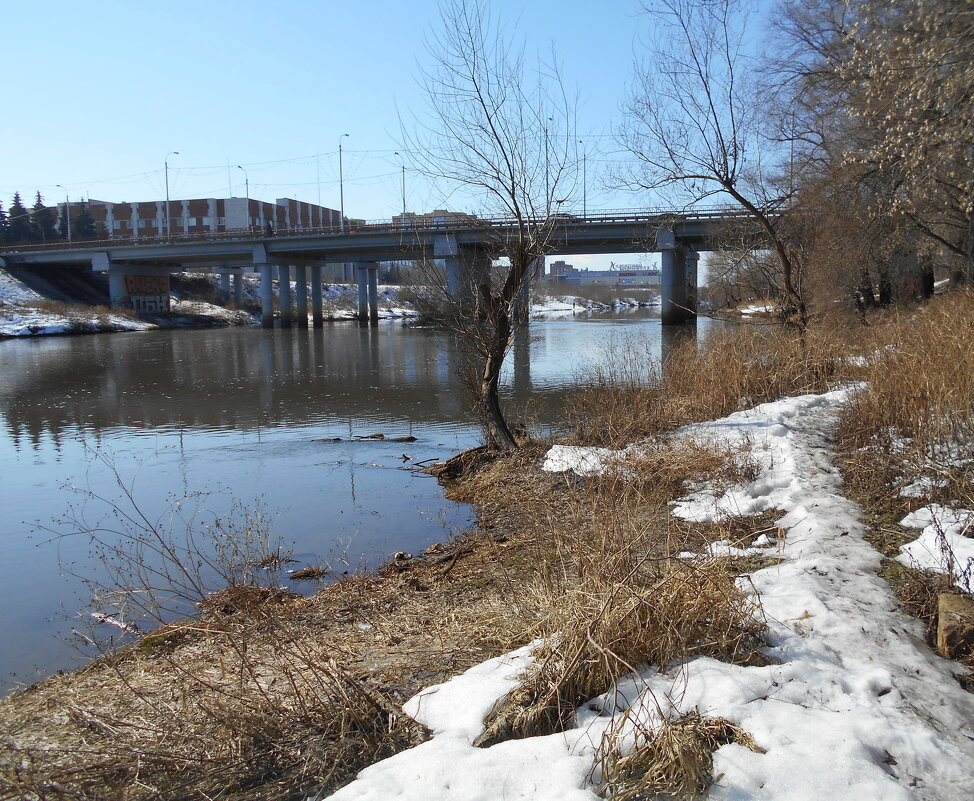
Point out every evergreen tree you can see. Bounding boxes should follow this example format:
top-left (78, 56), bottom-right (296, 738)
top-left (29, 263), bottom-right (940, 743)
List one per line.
top-left (57, 203), bottom-right (70, 239)
top-left (31, 192), bottom-right (58, 241)
top-left (0, 202), bottom-right (9, 244)
top-left (8, 192), bottom-right (31, 242)
top-left (72, 201), bottom-right (96, 240)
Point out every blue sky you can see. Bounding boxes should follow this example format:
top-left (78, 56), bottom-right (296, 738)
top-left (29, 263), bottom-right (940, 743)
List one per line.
top-left (1, 0), bottom-right (766, 268)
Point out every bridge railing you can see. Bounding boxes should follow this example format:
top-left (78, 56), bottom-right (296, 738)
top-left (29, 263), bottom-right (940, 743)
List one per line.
top-left (0, 205), bottom-right (757, 254)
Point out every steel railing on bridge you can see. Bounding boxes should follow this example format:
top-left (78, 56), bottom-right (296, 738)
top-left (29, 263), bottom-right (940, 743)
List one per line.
top-left (0, 205), bottom-right (759, 254)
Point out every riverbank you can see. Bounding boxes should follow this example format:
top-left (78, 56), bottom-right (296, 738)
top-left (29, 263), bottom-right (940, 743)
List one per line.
top-left (0, 269), bottom-right (422, 337)
top-left (1, 266), bottom-right (658, 339)
top-left (2, 293), bottom-right (972, 800)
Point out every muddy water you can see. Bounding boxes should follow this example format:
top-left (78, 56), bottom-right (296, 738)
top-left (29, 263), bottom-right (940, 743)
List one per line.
top-left (0, 311), bottom-right (727, 691)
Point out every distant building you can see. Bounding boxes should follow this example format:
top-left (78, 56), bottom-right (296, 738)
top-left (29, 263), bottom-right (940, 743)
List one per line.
top-left (59, 196), bottom-right (344, 239)
top-left (549, 259), bottom-right (575, 278)
top-left (391, 210), bottom-right (479, 226)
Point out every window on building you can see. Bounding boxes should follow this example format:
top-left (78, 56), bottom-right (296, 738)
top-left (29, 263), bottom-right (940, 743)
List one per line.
top-left (137, 220), bottom-right (148, 229)
top-left (217, 217), bottom-right (226, 226)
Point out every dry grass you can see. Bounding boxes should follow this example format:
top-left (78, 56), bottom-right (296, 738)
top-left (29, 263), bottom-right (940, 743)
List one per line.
top-left (597, 710), bottom-right (765, 800)
top-left (567, 325), bottom-right (851, 447)
top-left (21, 299), bottom-right (141, 322)
top-left (0, 523), bottom-right (532, 800)
top-left (834, 290), bottom-right (974, 675)
top-left (453, 442), bottom-right (767, 749)
top-left (838, 290), bottom-right (974, 517)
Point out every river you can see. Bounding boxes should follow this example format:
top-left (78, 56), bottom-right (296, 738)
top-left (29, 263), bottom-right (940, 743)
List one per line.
top-left (0, 310), bottom-right (728, 692)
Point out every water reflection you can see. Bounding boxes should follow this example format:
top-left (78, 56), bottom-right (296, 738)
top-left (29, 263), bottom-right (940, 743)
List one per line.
top-left (0, 310), bottom-right (730, 690)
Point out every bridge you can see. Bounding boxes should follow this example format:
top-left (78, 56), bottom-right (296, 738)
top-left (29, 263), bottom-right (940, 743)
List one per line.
top-left (0, 207), bottom-right (762, 326)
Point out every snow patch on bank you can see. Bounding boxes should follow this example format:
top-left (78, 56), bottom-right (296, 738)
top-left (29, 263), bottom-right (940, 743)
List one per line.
top-left (897, 505), bottom-right (974, 590)
top-left (324, 390), bottom-right (974, 800)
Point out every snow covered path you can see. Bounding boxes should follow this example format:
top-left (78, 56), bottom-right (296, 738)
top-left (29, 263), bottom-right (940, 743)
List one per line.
top-left (324, 390), bottom-right (974, 801)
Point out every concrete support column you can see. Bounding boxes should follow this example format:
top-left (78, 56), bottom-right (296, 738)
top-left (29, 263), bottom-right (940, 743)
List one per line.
top-left (259, 264), bottom-right (274, 328)
top-left (310, 264), bottom-right (323, 328)
top-left (686, 249), bottom-right (699, 319)
top-left (658, 228), bottom-right (696, 326)
top-left (294, 264), bottom-right (308, 328)
top-left (367, 265), bottom-right (379, 323)
top-left (356, 263), bottom-right (369, 321)
top-left (219, 273), bottom-right (231, 302)
top-left (279, 264), bottom-right (293, 328)
top-left (108, 271), bottom-right (127, 308)
top-left (233, 273), bottom-right (244, 307)
top-left (660, 246), bottom-right (696, 326)
top-left (444, 256), bottom-right (462, 297)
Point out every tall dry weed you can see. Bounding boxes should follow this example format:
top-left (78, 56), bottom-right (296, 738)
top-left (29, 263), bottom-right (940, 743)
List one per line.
top-left (472, 444), bottom-right (765, 748)
top-left (838, 290), bottom-right (974, 511)
top-left (567, 325), bottom-right (847, 447)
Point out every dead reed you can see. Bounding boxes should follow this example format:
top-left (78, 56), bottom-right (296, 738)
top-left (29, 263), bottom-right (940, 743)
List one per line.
top-left (466, 442), bottom-right (766, 748)
top-left (838, 290), bottom-right (974, 516)
top-left (596, 710), bottom-right (764, 800)
top-left (567, 325), bottom-right (849, 447)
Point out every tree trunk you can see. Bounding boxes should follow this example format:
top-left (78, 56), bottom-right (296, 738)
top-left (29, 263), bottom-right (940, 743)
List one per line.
top-left (481, 340), bottom-right (517, 450)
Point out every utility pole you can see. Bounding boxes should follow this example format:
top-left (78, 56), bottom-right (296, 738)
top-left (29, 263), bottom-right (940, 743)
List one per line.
top-left (578, 140), bottom-right (587, 218)
top-left (165, 151), bottom-right (179, 241)
top-left (395, 151), bottom-right (406, 218)
top-left (339, 133), bottom-right (349, 233)
top-left (56, 184), bottom-right (71, 245)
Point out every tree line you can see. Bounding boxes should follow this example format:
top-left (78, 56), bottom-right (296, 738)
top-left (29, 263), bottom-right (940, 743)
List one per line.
top-left (0, 191), bottom-right (96, 244)
top-left (620, 0), bottom-right (973, 320)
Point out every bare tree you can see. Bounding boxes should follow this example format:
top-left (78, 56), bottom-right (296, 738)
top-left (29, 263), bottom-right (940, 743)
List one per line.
top-left (620, 0), bottom-right (807, 326)
top-left (402, 0), bottom-right (577, 450)
top-left (841, 0), bottom-right (974, 284)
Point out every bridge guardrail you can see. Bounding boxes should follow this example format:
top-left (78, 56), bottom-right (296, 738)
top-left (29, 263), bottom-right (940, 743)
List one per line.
top-left (0, 205), bottom-right (762, 255)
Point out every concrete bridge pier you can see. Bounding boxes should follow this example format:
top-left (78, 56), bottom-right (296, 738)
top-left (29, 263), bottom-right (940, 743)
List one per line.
top-left (294, 265), bottom-right (309, 328)
top-left (218, 273), bottom-right (231, 302)
top-left (279, 265), bottom-right (293, 328)
top-left (355, 262), bottom-right (379, 322)
top-left (108, 270), bottom-right (127, 308)
top-left (310, 264), bottom-right (324, 327)
top-left (259, 264), bottom-right (274, 327)
top-left (91, 252), bottom-right (172, 313)
top-left (368, 265), bottom-right (379, 323)
top-left (658, 229), bottom-right (698, 326)
top-left (233, 273), bottom-right (244, 307)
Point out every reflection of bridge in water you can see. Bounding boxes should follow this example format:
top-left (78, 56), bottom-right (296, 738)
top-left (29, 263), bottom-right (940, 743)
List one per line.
top-left (0, 316), bottom-right (711, 451)
top-left (0, 208), bottom-right (765, 327)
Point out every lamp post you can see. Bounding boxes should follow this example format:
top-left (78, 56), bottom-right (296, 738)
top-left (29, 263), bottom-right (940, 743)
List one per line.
top-left (164, 151), bottom-right (179, 241)
top-left (236, 165), bottom-right (250, 229)
top-left (338, 133), bottom-right (349, 233)
top-left (394, 151), bottom-right (406, 219)
top-left (56, 184), bottom-right (71, 245)
top-left (578, 140), bottom-right (587, 218)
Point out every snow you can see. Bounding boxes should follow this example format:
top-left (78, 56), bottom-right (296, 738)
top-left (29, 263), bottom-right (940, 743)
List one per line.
top-left (530, 294), bottom-right (660, 316)
top-left (0, 269), bottom-right (42, 305)
top-left (0, 307), bottom-right (152, 337)
top-left (897, 505), bottom-right (974, 590)
top-left (324, 389), bottom-right (974, 801)
top-left (0, 266), bottom-right (418, 337)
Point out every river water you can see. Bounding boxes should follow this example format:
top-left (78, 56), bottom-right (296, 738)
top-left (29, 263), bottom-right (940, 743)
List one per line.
top-left (0, 310), bottom-right (727, 692)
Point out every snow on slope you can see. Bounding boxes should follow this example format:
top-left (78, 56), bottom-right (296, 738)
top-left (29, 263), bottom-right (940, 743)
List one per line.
top-left (325, 389), bottom-right (974, 801)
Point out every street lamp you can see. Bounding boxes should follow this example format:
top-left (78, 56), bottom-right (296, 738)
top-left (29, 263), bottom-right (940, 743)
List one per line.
top-left (394, 151), bottom-right (406, 219)
top-left (236, 165), bottom-right (250, 230)
top-left (338, 133), bottom-right (349, 233)
top-left (164, 151), bottom-right (179, 241)
top-left (56, 184), bottom-right (71, 245)
top-left (578, 140), bottom-right (587, 218)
